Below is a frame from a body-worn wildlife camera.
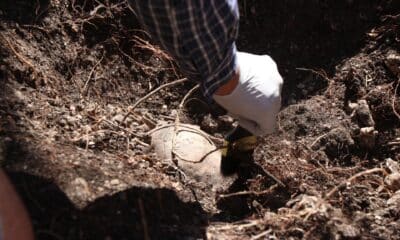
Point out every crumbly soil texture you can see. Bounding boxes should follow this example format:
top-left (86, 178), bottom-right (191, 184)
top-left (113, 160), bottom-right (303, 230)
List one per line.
top-left (1, 1), bottom-right (400, 239)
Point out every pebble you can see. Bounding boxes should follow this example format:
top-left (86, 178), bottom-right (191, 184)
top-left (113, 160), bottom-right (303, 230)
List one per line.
top-left (66, 177), bottom-right (91, 200)
top-left (110, 179), bottom-right (120, 185)
top-left (69, 105), bottom-right (76, 114)
top-left (386, 158), bottom-right (399, 173)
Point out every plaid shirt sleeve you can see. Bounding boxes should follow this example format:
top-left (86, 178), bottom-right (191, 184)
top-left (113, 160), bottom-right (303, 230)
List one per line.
top-left (129, 0), bottom-right (239, 100)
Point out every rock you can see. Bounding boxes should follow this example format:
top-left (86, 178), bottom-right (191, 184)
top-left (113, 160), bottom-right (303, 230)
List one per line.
top-left (110, 179), bottom-right (120, 186)
top-left (385, 158), bottom-right (400, 174)
top-left (385, 173), bottom-right (400, 191)
top-left (348, 102), bottom-right (359, 111)
top-left (359, 127), bottom-right (378, 150)
top-left (69, 105), bottom-right (76, 114)
top-left (65, 178), bottom-right (92, 202)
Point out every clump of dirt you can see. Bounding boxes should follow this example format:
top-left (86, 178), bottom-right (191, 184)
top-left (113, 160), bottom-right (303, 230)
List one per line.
top-left (1, 0), bottom-right (400, 239)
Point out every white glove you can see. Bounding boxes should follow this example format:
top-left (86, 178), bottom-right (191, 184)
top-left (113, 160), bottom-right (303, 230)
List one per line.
top-left (213, 52), bottom-right (283, 136)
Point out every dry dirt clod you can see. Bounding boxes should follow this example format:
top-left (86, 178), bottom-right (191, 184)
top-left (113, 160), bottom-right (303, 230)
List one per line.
top-left (313, 127), bottom-right (354, 158)
top-left (350, 99), bottom-right (375, 127)
top-left (385, 51), bottom-right (400, 77)
top-left (330, 222), bottom-right (360, 240)
top-left (359, 126), bottom-right (378, 150)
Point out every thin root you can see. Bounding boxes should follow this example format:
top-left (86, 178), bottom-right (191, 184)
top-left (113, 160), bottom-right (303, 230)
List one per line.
top-left (122, 78), bottom-right (188, 122)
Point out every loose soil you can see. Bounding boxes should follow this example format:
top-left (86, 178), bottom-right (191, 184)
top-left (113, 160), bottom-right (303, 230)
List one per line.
top-left (1, 0), bottom-right (400, 239)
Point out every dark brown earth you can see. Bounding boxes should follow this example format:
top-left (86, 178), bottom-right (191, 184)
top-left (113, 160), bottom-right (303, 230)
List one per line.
top-left (1, 0), bottom-right (400, 239)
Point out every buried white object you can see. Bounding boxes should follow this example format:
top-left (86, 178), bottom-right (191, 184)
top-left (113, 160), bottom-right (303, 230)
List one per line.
top-left (150, 124), bottom-right (236, 191)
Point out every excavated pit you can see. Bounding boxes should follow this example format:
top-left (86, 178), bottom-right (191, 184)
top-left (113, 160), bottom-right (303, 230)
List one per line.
top-left (1, 0), bottom-right (400, 239)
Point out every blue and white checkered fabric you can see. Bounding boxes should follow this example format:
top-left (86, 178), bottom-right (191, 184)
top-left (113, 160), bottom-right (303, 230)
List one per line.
top-left (129, 0), bottom-right (239, 100)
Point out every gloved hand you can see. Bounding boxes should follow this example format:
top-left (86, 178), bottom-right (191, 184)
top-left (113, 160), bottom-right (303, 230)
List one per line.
top-left (220, 126), bottom-right (257, 175)
top-left (213, 52), bottom-right (283, 136)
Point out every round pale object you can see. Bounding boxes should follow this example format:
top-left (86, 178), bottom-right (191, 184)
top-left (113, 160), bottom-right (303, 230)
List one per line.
top-left (151, 124), bottom-right (236, 191)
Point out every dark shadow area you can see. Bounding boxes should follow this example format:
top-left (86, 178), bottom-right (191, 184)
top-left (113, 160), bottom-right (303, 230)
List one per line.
top-left (237, 0), bottom-right (400, 104)
top-left (0, 0), bottom-right (50, 24)
top-left (214, 157), bottom-right (290, 222)
top-left (6, 172), bottom-right (208, 240)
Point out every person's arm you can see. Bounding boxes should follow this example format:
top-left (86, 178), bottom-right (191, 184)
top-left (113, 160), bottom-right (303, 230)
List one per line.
top-left (0, 170), bottom-right (34, 240)
top-left (129, 0), bottom-right (283, 136)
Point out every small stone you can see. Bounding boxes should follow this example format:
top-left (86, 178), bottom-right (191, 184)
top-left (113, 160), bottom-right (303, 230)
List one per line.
top-left (70, 105), bottom-right (76, 114)
top-left (386, 158), bottom-right (400, 174)
top-left (65, 178), bottom-right (91, 201)
top-left (348, 102), bottom-right (359, 111)
top-left (385, 173), bottom-right (400, 191)
top-left (110, 179), bottom-right (120, 185)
